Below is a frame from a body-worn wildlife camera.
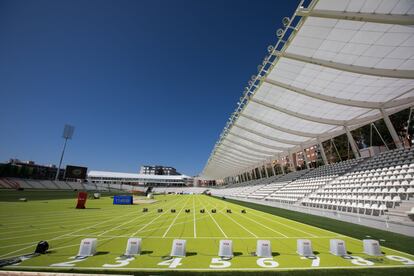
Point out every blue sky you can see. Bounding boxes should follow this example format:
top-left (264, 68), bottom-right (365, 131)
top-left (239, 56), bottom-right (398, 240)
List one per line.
top-left (0, 0), bottom-right (297, 176)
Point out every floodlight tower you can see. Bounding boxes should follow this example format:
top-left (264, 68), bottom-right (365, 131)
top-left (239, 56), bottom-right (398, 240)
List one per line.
top-left (55, 124), bottom-right (75, 181)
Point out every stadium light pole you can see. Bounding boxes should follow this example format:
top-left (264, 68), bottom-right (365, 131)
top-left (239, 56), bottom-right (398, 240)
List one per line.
top-left (55, 124), bottom-right (75, 181)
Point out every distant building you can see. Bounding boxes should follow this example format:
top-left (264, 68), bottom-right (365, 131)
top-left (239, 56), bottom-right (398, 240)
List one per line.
top-left (0, 159), bottom-right (64, 180)
top-left (139, 165), bottom-right (180, 175)
top-left (296, 146), bottom-right (319, 168)
top-left (88, 170), bottom-right (192, 187)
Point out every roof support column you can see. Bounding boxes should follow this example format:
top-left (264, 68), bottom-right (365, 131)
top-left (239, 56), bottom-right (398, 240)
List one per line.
top-left (258, 167), bottom-right (263, 179)
top-left (301, 145), bottom-right (310, 169)
top-left (252, 168), bottom-right (257, 180)
top-left (272, 162), bottom-right (276, 176)
top-left (289, 152), bottom-right (296, 172)
top-left (279, 155), bottom-right (286, 175)
top-left (264, 163), bottom-right (269, 178)
top-left (318, 140), bottom-right (328, 165)
top-left (381, 109), bottom-right (403, 149)
top-left (345, 126), bottom-right (360, 159)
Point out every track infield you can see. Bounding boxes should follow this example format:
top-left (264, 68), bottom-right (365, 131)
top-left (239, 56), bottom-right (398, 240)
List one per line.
top-left (0, 191), bottom-right (413, 272)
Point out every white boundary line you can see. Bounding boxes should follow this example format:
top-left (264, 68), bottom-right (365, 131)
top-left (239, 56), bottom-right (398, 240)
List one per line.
top-left (197, 195), bottom-right (227, 238)
top-left (97, 211), bottom-right (152, 237)
top-left (218, 209), bottom-right (258, 238)
top-left (0, 207), bottom-right (135, 258)
top-left (211, 196), bottom-right (414, 258)
top-left (162, 196), bottom-right (190, 238)
top-left (0, 209), bottom-right (125, 230)
top-left (9, 264), bottom-right (414, 271)
top-left (208, 196), bottom-right (290, 238)
top-left (65, 234), bottom-right (342, 239)
top-left (193, 195), bottom-right (197, 238)
top-left (215, 196), bottom-right (318, 237)
top-left (233, 210), bottom-right (288, 238)
top-left (0, 195), bottom-right (183, 259)
top-left (130, 196), bottom-right (183, 237)
top-left (203, 196), bottom-right (261, 238)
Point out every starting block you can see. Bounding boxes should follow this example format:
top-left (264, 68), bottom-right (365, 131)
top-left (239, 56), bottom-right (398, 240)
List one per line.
top-left (219, 240), bottom-right (233, 259)
top-left (171, 209), bottom-right (176, 213)
top-left (142, 208), bottom-right (148, 212)
top-left (297, 239), bottom-right (314, 257)
top-left (170, 239), bottom-right (186, 257)
top-left (256, 240), bottom-right (272, 257)
top-left (158, 209), bottom-right (163, 213)
top-left (125, 238), bottom-right (141, 256)
top-left (77, 238), bottom-right (97, 258)
top-left (330, 239), bottom-right (347, 256)
top-left (363, 239), bottom-right (382, 256)
top-left (241, 209), bottom-right (246, 213)
top-left (212, 209), bottom-right (216, 213)
top-left (185, 209), bottom-right (190, 213)
top-left (200, 209), bottom-right (205, 213)
top-left (226, 209), bottom-right (232, 213)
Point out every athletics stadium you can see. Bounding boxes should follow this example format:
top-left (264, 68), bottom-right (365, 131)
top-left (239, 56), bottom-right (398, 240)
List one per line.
top-left (1, 0), bottom-right (414, 275)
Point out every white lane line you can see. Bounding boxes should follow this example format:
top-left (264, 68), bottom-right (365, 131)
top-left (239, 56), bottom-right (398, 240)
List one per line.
top-left (1, 195), bottom-right (180, 259)
top-left (209, 196), bottom-right (317, 237)
top-left (66, 234), bottom-right (342, 239)
top-left (198, 195), bottom-right (227, 238)
top-left (0, 207), bottom-right (136, 258)
top-left (0, 211), bottom-right (127, 236)
top-left (208, 197), bottom-right (289, 238)
top-left (193, 195), bottom-right (197, 238)
top-left (97, 211), bottom-right (152, 237)
top-left (10, 264), bottom-right (414, 272)
top-left (249, 211), bottom-right (317, 237)
top-left (119, 210), bottom-right (213, 236)
top-left (130, 197), bottom-right (183, 237)
top-left (219, 210), bottom-right (258, 238)
top-left (162, 196), bottom-right (191, 238)
top-left (0, 210), bottom-right (122, 229)
top-left (0, 236), bottom-right (75, 249)
top-left (204, 196), bottom-right (258, 238)
top-left (233, 211), bottom-right (288, 238)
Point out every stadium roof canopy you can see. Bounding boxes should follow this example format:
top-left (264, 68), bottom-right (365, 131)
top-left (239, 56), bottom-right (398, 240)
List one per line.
top-left (201, 0), bottom-right (414, 179)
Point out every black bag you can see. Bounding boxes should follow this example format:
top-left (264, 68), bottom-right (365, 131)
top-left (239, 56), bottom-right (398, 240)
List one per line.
top-left (35, 241), bottom-right (49, 254)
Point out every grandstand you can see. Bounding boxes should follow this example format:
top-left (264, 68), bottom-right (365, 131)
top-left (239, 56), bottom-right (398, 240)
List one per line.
top-left (200, 0), bottom-right (414, 238)
top-left (1, 0), bottom-right (414, 274)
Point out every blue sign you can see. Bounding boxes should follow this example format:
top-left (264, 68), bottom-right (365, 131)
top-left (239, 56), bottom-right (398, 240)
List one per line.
top-left (113, 195), bottom-right (133, 205)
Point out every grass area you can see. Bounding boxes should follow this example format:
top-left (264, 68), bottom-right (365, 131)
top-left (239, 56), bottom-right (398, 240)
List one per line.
top-left (0, 191), bottom-right (413, 275)
top-left (219, 197), bottom-right (414, 255)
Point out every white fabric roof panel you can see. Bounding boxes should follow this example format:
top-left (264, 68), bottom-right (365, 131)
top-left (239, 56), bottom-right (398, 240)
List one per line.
top-left (236, 116), bottom-right (308, 142)
top-left (255, 82), bottom-right (371, 120)
top-left (202, 0), bottom-right (414, 179)
top-left (268, 58), bottom-right (414, 102)
top-left (231, 126), bottom-right (293, 148)
top-left (287, 18), bottom-right (414, 70)
top-left (315, 0), bottom-right (414, 15)
top-left (244, 102), bottom-right (335, 132)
